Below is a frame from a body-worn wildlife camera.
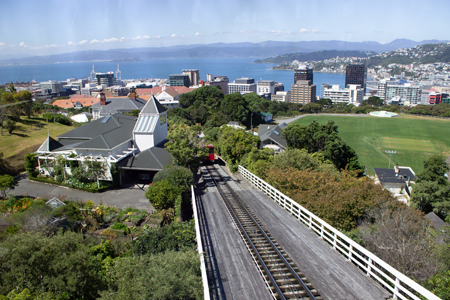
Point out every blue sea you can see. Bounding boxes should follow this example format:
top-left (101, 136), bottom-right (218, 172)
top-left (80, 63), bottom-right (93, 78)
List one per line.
top-left (0, 57), bottom-right (345, 95)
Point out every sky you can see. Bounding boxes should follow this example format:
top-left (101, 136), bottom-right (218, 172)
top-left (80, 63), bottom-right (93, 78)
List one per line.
top-left (0, 0), bottom-right (449, 57)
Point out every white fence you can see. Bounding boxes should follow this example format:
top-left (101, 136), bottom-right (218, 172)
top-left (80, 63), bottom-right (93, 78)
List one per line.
top-left (192, 186), bottom-right (211, 300)
top-left (238, 165), bottom-right (441, 300)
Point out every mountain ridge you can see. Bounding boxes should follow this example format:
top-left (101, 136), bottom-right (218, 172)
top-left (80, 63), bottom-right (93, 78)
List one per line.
top-left (1, 39), bottom-right (448, 66)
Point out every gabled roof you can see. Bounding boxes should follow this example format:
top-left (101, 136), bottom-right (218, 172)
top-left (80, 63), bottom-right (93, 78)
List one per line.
top-left (140, 95), bottom-right (166, 114)
top-left (37, 136), bottom-right (64, 152)
top-left (136, 86), bottom-right (195, 96)
top-left (258, 124), bottom-right (287, 149)
top-left (54, 114), bottom-right (137, 151)
top-left (118, 141), bottom-right (173, 171)
top-left (90, 97), bottom-right (146, 115)
top-left (374, 167), bottom-right (416, 184)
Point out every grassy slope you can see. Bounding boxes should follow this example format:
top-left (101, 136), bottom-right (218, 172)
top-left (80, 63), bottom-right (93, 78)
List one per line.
top-left (0, 116), bottom-right (74, 173)
top-left (292, 115), bottom-right (450, 175)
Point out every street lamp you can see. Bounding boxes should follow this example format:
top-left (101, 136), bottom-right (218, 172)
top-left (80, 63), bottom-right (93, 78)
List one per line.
top-left (385, 150), bottom-right (397, 168)
top-left (251, 112), bottom-right (254, 134)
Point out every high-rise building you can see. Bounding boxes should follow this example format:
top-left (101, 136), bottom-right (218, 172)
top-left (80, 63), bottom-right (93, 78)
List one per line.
top-left (205, 75), bottom-right (229, 95)
top-left (271, 91), bottom-right (291, 102)
top-left (290, 80), bottom-right (316, 104)
top-left (345, 64), bottom-right (367, 91)
top-left (228, 77), bottom-right (257, 94)
top-left (384, 83), bottom-right (422, 105)
top-left (169, 74), bottom-right (190, 87)
top-left (257, 80), bottom-right (275, 96)
top-left (294, 65), bottom-right (313, 84)
top-left (96, 72), bottom-right (116, 87)
top-left (182, 69), bottom-right (200, 86)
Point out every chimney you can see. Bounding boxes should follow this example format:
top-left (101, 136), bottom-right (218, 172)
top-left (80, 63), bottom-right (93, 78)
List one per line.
top-left (129, 91), bottom-right (136, 100)
top-left (394, 164), bottom-right (399, 176)
top-left (100, 92), bottom-right (106, 105)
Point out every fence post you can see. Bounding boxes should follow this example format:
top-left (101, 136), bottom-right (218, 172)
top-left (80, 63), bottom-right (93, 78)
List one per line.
top-left (348, 244), bottom-right (353, 261)
top-left (367, 258), bottom-right (372, 276)
top-left (320, 224), bottom-right (324, 239)
top-left (393, 277), bottom-right (400, 299)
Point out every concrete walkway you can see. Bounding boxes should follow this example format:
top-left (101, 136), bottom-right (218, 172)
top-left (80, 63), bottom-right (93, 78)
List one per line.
top-left (11, 173), bottom-right (153, 211)
top-left (275, 113), bottom-right (368, 125)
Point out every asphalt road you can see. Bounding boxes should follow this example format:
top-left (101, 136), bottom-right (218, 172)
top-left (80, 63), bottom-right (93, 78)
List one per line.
top-left (11, 173), bottom-right (154, 212)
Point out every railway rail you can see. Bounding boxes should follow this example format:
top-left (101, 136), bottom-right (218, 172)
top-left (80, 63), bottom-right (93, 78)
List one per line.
top-left (206, 165), bottom-right (322, 300)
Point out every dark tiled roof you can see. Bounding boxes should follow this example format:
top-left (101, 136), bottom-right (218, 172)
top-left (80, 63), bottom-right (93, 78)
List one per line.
top-left (37, 136), bottom-right (64, 152)
top-left (118, 141), bottom-right (172, 171)
top-left (140, 95), bottom-right (166, 114)
top-left (55, 114), bottom-right (137, 150)
top-left (374, 167), bottom-right (416, 184)
top-left (258, 124), bottom-right (287, 149)
top-left (91, 97), bottom-right (146, 115)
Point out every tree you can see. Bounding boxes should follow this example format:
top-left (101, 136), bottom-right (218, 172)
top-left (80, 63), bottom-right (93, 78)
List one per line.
top-left (358, 203), bottom-right (439, 283)
top-left (145, 180), bottom-right (180, 210)
top-left (217, 126), bottom-right (260, 171)
top-left (0, 232), bottom-right (104, 299)
top-left (98, 249), bottom-right (202, 300)
top-left (411, 154), bottom-right (450, 219)
top-left (317, 98), bottom-right (333, 106)
top-left (84, 160), bottom-right (108, 188)
top-left (152, 165), bottom-right (194, 193)
top-left (282, 121), bottom-right (362, 171)
top-left (0, 175), bottom-right (18, 199)
top-left (362, 96), bottom-right (383, 106)
top-left (220, 93), bottom-right (250, 123)
top-left (165, 123), bottom-right (208, 169)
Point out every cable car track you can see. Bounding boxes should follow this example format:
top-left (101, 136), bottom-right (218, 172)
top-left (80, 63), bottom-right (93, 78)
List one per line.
top-left (206, 165), bottom-right (322, 300)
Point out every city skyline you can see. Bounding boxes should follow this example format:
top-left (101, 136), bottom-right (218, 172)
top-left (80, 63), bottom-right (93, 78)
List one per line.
top-left (1, 0), bottom-right (449, 57)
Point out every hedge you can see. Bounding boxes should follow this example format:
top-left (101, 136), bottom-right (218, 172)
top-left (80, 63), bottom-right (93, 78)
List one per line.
top-left (28, 176), bottom-right (113, 193)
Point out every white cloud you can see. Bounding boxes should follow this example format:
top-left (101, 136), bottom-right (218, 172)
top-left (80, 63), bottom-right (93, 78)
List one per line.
top-left (311, 29), bottom-right (319, 34)
top-left (78, 40), bottom-right (88, 45)
top-left (90, 39), bottom-right (100, 44)
top-left (195, 32), bottom-right (200, 37)
top-left (68, 41), bottom-right (76, 46)
top-left (19, 42), bottom-right (27, 47)
top-left (153, 35), bottom-right (161, 39)
top-left (299, 28), bottom-right (310, 33)
top-left (239, 30), bottom-right (253, 34)
top-left (45, 44), bottom-right (58, 48)
top-left (102, 37), bottom-right (120, 43)
top-left (170, 34), bottom-right (177, 38)
top-left (0, 42), bottom-right (5, 47)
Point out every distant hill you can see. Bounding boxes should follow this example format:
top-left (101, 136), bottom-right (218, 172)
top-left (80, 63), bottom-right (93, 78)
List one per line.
top-left (254, 50), bottom-right (376, 64)
top-left (0, 39), bottom-right (448, 66)
top-left (366, 43), bottom-right (450, 67)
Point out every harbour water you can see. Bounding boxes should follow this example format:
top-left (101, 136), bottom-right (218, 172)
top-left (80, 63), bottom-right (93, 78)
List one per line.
top-left (0, 57), bottom-right (345, 95)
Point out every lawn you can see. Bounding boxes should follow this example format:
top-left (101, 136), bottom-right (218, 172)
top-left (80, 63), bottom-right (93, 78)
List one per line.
top-left (0, 116), bottom-right (75, 173)
top-left (291, 114), bottom-right (450, 175)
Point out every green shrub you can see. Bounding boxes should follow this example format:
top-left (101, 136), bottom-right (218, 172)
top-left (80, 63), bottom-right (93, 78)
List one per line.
top-left (24, 153), bottom-right (38, 177)
top-left (111, 222), bottom-right (128, 231)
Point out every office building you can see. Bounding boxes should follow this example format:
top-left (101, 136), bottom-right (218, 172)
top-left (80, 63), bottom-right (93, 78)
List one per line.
top-left (291, 80), bottom-right (316, 104)
top-left (169, 74), bottom-right (190, 87)
top-left (323, 84), bottom-right (363, 104)
top-left (182, 69), bottom-right (200, 86)
top-left (228, 77), bottom-right (257, 94)
top-left (257, 80), bottom-right (275, 100)
top-left (345, 64), bottom-right (367, 91)
top-left (384, 83), bottom-right (422, 105)
top-left (271, 91), bottom-right (291, 102)
top-left (294, 65), bottom-right (313, 84)
top-left (96, 72), bottom-right (116, 87)
top-left (205, 75), bottom-right (229, 95)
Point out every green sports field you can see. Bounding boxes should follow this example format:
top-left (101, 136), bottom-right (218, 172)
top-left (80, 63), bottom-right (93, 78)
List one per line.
top-left (291, 115), bottom-right (450, 175)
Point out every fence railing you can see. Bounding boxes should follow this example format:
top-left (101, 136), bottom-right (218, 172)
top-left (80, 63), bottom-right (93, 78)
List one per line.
top-left (191, 185), bottom-right (211, 300)
top-left (238, 165), bottom-right (441, 300)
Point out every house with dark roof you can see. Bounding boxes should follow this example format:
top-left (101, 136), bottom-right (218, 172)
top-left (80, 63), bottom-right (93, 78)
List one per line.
top-left (425, 212), bottom-right (448, 244)
top-left (91, 93), bottom-right (147, 120)
top-left (36, 95), bottom-right (171, 184)
top-left (374, 165), bottom-right (416, 202)
top-left (258, 122), bottom-right (288, 152)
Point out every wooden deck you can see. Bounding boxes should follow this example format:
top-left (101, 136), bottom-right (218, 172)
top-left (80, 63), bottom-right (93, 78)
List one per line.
top-left (197, 165), bottom-right (390, 300)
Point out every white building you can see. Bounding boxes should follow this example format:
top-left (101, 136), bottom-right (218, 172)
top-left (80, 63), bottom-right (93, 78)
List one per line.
top-left (257, 80), bottom-right (275, 96)
top-left (271, 91), bottom-right (291, 102)
top-left (323, 84), bottom-right (363, 104)
top-left (228, 77), bottom-right (257, 94)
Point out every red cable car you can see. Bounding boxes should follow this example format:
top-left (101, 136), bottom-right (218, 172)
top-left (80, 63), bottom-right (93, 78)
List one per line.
top-left (206, 144), bottom-right (215, 163)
